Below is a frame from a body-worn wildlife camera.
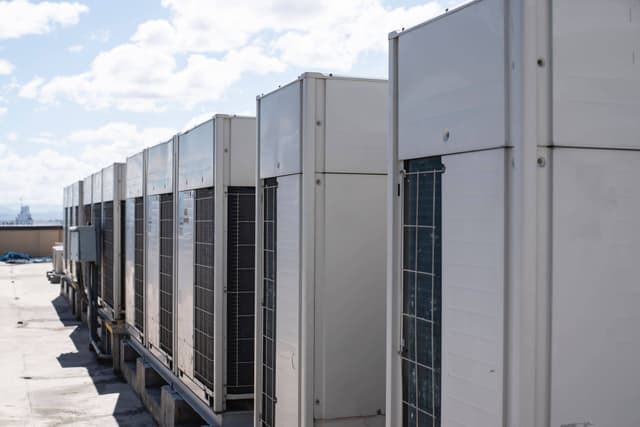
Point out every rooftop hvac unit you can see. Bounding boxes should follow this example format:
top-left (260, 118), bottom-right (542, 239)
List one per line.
top-left (100, 163), bottom-right (126, 321)
top-left (255, 73), bottom-right (388, 427)
top-left (175, 115), bottom-right (256, 417)
top-left (63, 186), bottom-right (71, 272)
top-left (145, 139), bottom-right (175, 367)
top-left (92, 171), bottom-right (103, 300)
top-left (387, 2), bottom-right (640, 427)
top-left (125, 151), bottom-right (146, 345)
top-left (69, 180), bottom-right (84, 283)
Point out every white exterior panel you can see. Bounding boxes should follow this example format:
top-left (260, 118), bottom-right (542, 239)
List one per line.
top-left (127, 152), bottom-right (144, 199)
top-left (313, 173), bottom-right (386, 419)
top-left (147, 140), bottom-right (173, 196)
top-left (229, 116), bottom-right (257, 186)
top-left (274, 174), bottom-right (302, 427)
top-left (92, 172), bottom-right (102, 204)
top-left (441, 149), bottom-right (505, 427)
top-left (397, 0), bottom-right (505, 160)
top-left (103, 165), bottom-right (115, 201)
top-left (324, 79), bottom-right (387, 174)
top-left (176, 190), bottom-right (194, 379)
top-left (178, 120), bottom-right (214, 191)
top-left (551, 148), bottom-right (640, 427)
top-left (259, 82), bottom-right (301, 178)
top-left (553, 0), bottom-right (640, 149)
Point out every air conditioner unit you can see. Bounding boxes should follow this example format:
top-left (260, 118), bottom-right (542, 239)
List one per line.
top-left (255, 73), bottom-right (388, 427)
top-left (125, 151), bottom-right (146, 345)
top-left (145, 139), bottom-right (175, 368)
top-left (174, 115), bottom-right (256, 418)
top-left (100, 163), bottom-right (126, 321)
top-left (387, 2), bottom-right (640, 427)
top-left (92, 170), bottom-right (103, 299)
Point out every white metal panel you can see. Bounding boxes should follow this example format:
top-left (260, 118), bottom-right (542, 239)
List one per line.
top-left (83, 176), bottom-right (92, 206)
top-left (324, 79), bottom-right (387, 174)
top-left (553, 0), bottom-right (640, 149)
top-left (228, 116), bottom-right (257, 186)
top-left (396, 0), bottom-right (505, 160)
top-left (314, 174), bottom-right (386, 420)
top-left (146, 195), bottom-right (161, 351)
top-left (551, 148), bottom-right (640, 427)
top-left (275, 174), bottom-right (301, 427)
top-left (441, 149), bottom-right (505, 427)
top-left (103, 165), bottom-right (115, 202)
top-left (179, 120), bottom-right (214, 191)
top-left (127, 152), bottom-right (144, 199)
top-left (125, 197), bottom-right (136, 329)
top-left (147, 140), bottom-right (173, 195)
top-left (259, 82), bottom-right (301, 178)
top-left (92, 172), bottom-right (102, 203)
top-left (176, 190), bottom-right (195, 379)
top-left (72, 181), bottom-right (80, 206)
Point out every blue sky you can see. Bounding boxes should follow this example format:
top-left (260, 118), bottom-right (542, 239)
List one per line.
top-left (0, 0), bottom-right (464, 216)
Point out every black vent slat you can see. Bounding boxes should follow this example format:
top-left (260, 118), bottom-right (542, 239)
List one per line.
top-left (159, 193), bottom-right (173, 356)
top-left (103, 201), bottom-right (114, 308)
top-left (134, 197), bottom-right (144, 332)
top-left (402, 157), bottom-right (443, 427)
top-left (226, 187), bottom-right (256, 395)
top-left (194, 187), bottom-right (214, 390)
top-left (260, 178), bottom-right (277, 427)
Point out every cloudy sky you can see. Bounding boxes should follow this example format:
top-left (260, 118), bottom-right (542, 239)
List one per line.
top-left (0, 0), bottom-right (463, 217)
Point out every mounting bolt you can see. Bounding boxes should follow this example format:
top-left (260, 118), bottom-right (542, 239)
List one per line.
top-left (537, 157), bottom-right (546, 167)
top-left (443, 128), bottom-right (450, 142)
top-left (537, 58), bottom-right (545, 67)
top-left (316, 179), bottom-right (321, 185)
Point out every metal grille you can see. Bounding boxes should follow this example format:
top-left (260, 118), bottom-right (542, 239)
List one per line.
top-left (134, 197), bottom-right (144, 332)
top-left (260, 178), bottom-right (277, 427)
top-left (402, 157), bottom-right (443, 427)
top-left (226, 187), bottom-right (256, 395)
top-left (83, 205), bottom-right (91, 225)
top-left (92, 203), bottom-right (102, 298)
top-left (121, 201), bottom-right (126, 311)
top-left (159, 193), bottom-right (174, 356)
top-left (194, 187), bottom-right (214, 390)
top-left (103, 201), bottom-right (114, 308)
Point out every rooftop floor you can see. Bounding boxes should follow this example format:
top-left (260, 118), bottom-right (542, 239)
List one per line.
top-left (0, 262), bottom-right (155, 426)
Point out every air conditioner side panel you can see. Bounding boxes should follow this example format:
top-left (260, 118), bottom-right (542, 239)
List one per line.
top-left (441, 148), bottom-right (505, 426)
top-left (125, 198), bottom-right (136, 328)
top-left (274, 174), bottom-right (301, 427)
top-left (551, 148), bottom-right (640, 427)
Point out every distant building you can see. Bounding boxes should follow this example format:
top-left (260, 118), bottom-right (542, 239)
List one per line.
top-left (15, 205), bottom-right (33, 225)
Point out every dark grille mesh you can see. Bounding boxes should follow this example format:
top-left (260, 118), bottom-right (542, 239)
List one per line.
top-left (103, 201), bottom-right (114, 308)
top-left (121, 201), bottom-right (126, 313)
top-left (260, 178), bottom-right (277, 427)
top-left (226, 187), bottom-right (256, 395)
top-left (134, 197), bottom-right (144, 332)
top-left (92, 203), bottom-right (102, 297)
top-left (83, 205), bottom-right (91, 225)
top-left (402, 157), bottom-right (443, 427)
top-left (194, 187), bottom-right (214, 390)
top-left (159, 193), bottom-right (174, 356)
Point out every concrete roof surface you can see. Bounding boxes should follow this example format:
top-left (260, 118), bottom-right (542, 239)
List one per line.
top-left (0, 262), bottom-right (155, 426)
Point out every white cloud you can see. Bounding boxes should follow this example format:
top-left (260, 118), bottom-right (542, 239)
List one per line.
top-left (182, 111), bottom-right (214, 132)
top-left (0, 58), bottom-right (14, 75)
top-left (0, 106), bottom-right (7, 116)
top-left (0, 122), bottom-right (176, 205)
top-left (7, 131), bottom-right (17, 141)
top-left (67, 44), bottom-right (84, 53)
top-left (20, 0), bottom-right (449, 112)
top-left (90, 29), bottom-right (110, 43)
top-left (0, 0), bottom-right (88, 40)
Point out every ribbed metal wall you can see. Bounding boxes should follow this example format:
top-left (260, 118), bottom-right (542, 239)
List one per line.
top-left (226, 187), bottom-right (256, 395)
top-left (260, 178), bottom-right (277, 427)
top-left (159, 193), bottom-right (174, 356)
top-left (134, 197), bottom-right (144, 332)
top-left (194, 187), bottom-right (215, 390)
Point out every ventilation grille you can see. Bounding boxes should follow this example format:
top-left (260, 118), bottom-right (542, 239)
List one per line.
top-left (226, 187), bottom-right (256, 395)
top-left (83, 205), bottom-right (91, 226)
top-left (260, 178), bottom-right (277, 427)
top-left (92, 203), bottom-right (102, 297)
top-left (134, 197), bottom-right (144, 333)
top-left (194, 187), bottom-right (214, 390)
top-left (402, 157), bottom-right (443, 427)
top-left (121, 201), bottom-right (126, 312)
top-left (159, 193), bottom-right (174, 356)
top-left (103, 201), bottom-right (114, 308)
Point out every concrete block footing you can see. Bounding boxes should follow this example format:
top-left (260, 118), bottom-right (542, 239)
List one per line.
top-left (161, 385), bottom-right (204, 427)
